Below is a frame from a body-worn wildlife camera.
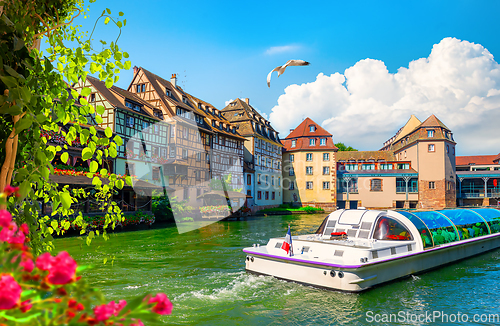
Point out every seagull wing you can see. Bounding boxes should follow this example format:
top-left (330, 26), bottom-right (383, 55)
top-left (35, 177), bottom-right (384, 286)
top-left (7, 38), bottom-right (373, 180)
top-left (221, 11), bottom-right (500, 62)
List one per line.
top-left (285, 60), bottom-right (310, 67)
top-left (267, 65), bottom-right (283, 87)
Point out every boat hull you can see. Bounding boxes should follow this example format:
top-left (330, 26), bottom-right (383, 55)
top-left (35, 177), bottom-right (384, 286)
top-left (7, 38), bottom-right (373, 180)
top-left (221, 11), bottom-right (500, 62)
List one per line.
top-left (244, 234), bottom-right (500, 292)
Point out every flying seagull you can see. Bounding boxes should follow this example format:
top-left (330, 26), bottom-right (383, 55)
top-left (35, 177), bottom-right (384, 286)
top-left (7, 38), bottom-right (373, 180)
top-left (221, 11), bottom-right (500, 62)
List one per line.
top-left (267, 60), bottom-right (310, 87)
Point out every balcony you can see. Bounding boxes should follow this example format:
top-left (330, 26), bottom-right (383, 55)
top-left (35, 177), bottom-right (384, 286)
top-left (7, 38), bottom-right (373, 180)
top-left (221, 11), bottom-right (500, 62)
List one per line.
top-left (458, 192), bottom-right (500, 199)
top-left (396, 186), bottom-right (418, 193)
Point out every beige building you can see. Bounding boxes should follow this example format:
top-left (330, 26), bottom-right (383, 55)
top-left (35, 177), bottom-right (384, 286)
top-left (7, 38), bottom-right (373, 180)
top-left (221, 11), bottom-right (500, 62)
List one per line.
top-left (337, 114), bottom-right (457, 209)
top-left (282, 118), bottom-right (338, 211)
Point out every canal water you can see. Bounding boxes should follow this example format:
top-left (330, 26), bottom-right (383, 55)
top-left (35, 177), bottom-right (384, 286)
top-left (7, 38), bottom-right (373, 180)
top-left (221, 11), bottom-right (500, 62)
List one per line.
top-left (55, 214), bottom-right (500, 325)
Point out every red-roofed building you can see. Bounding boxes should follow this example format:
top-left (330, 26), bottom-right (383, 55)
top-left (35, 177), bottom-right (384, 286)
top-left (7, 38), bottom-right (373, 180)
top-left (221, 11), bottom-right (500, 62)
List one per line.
top-left (282, 118), bottom-right (338, 210)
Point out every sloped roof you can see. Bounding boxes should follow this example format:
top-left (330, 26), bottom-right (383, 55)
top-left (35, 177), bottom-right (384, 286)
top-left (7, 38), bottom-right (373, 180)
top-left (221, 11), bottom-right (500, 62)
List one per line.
top-left (420, 114), bottom-right (450, 130)
top-left (494, 154), bottom-right (500, 163)
top-left (392, 115), bottom-right (422, 143)
top-left (456, 155), bottom-right (499, 166)
top-left (221, 98), bottom-right (282, 145)
top-left (285, 117), bottom-right (332, 139)
top-left (337, 150), bottom-right (396, 162)
top-left (86, 76), bottom-right (159, 121)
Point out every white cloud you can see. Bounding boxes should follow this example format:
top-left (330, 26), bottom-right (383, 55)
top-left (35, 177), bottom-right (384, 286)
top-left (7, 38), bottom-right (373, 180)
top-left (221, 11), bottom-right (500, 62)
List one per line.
top-left (225, 99), bottom-right (234, 106)
top-left (269, 37), bottom-right (500, 155)
top-left (265, 45), bottom-right (301, 55)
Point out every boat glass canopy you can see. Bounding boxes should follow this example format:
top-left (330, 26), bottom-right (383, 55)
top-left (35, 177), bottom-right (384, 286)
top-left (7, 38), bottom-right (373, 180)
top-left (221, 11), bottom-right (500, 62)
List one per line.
top-left (398, 208), bottom-right (500, 249)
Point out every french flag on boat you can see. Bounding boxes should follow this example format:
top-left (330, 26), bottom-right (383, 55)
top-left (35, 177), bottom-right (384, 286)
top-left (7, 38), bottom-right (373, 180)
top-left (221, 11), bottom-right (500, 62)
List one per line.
top-left (281, 225), bottom-right (293, 256)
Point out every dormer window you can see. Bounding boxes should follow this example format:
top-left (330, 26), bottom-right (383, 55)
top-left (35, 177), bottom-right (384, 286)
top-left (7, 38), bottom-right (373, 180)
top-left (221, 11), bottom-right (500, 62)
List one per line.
top-left (212, 120), bottom-right (215, 127)
top-left (427, 130), bottom-right (434, 138)
top-left (90, 94), bottom-right (96, 102)
top-left (320, 138), bottom-right (326, 146)
top-left (309, 125), bottom-right (315, 132)
top-left (165, 89), bottom-right (171, 97)
top-left (291, 140), bottom-right (296, 148)
top-left (198, 103), bottom-right (202, 109)
top-left (136, 84), bottom-right (146, 93)
top-left (182, 96), bottom-right (188, 104)
top-left (309, 138), bottom-right (316, 146)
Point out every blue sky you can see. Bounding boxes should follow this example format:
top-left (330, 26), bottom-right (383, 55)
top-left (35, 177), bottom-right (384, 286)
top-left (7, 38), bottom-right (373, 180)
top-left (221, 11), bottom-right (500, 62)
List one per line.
top-left (68, 0), bottom-right (500, 154)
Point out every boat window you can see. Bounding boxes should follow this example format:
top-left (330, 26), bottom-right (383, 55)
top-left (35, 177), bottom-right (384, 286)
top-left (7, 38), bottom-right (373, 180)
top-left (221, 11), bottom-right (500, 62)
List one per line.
top-left (439, 209), bottom-right (490, 239)
top-left (338, 210), bottom-right (366, 225)
top-left (468, 209), bottom-right (500, 234)
top-left (398, 211), bottom-right (434, 248)
top-left (401, 211), bottom-right (459, 246)
top-left (372, 217), bottom-right (413, 241)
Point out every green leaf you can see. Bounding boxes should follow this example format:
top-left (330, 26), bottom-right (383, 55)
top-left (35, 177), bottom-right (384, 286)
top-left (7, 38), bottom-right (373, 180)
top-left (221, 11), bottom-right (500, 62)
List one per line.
top-left (61, 152), bottom-right (69, 164)
top-left (51, 220), bottom-right (58, 230)
top-left (119, 11), bottom-right (124, 16)
top-left (106, 8), bottom-right (111, 14)
top-left (92, 176), bottom-right (102, 186)
top-left (60, 192), bottom-right (72, 210)
top-left (103, 257), bottom-right (108, 264)
top-left (124, 60), bottom-right (131, 70)
top-left (95, 115), bottom-right (103, 124)
top-left (100, 168), bottom-right (108, 175)
top-left (125, 176), bottom-right (132, 186)
top-left (0, 75), bottom-right (17, 88)
top-left (20, 86), bottom-right (31, 103)
top-left (105, 77), bottom-right (113, 88)
top-left (113, 135), bottom-right (123, 146)
top-left (116, 179), bottom-right (124, 189)
top-left (89, 161), bottom-right (98, 173)
top-left (105, 126), bottom-right (112, 138)
top-left (81, 87), bottom-right (91, 97)
top-left (14, 115), bottom-right (32, 134)
top-left (117, 21), bottom-right (122, 28)
top-left (82, 147), bottom-right (93, 160)
top-left (96, 105), bottom-right (105, 115)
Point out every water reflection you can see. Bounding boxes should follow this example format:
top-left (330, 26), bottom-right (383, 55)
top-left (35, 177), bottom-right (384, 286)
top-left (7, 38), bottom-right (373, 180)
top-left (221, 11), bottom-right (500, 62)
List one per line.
top-left (55, 213), bottom-right (500, 325)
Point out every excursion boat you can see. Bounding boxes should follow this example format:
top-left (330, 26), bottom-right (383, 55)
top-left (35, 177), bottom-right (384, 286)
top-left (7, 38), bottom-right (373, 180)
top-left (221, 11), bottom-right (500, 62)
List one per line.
top-left (243, 208), bottom-right (500, 292)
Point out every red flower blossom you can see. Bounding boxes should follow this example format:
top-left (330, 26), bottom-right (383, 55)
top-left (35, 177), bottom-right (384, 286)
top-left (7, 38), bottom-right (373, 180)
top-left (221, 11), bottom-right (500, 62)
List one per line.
top-left (0, 274), bottom-right (21, 310)
top-left (0, 222), bottom-right (25, 244)
top-left (93, 300), bottom-right (127, 321)
top-left (148, 293), bottom-right (173, 315)
top-left (35, 251), bottom-right (77, 285)
top-left (4, 185), bottom-right (19, 197)
top-left (20, 300), bottom-right (32, 313)
top-left (0, 210), bottom-right (12, 228)
top-left (19, 252), bottom-right (34, 273)
top-left (131, 319), bottom-right (144, 326)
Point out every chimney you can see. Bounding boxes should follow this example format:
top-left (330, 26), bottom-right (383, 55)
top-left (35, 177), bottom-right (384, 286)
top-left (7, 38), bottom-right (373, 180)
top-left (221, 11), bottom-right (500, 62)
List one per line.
top-left (289, 129), bottom-right (294, 133)
top-left (171, 74), bottom-right (177, 87)
top-left (133, 66), bottom-right (138, 75)
top-left (245, 98), bottom-right (249, 104)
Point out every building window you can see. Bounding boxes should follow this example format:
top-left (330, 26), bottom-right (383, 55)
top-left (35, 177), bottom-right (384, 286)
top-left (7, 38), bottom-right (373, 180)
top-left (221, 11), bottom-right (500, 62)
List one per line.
top-left (361, 164), bottom-right (375, 170)
top-left (397, 163), bottom-right (410, 169)
top-left (265, 175), bottom-right (268, 185)
top-left (247, 190), bottom-right (251, 196)
top-left (196, 152), bottom-right (201, 161)
top-left (306, 166), bottom-right (313, 175)
top-left (289, 154), bottom-right (294, 162)
top-left (265, 191), bottom-right (269, 200)
top-left (183, 128), bottom-right (188, 139)
top-left (289, 181), bottom-right (295, 190)
top-left (90, 93), bottom-right (95, 102)
top-left (306, 181), bottom-right (313, 189)
top-left (151, 167), bottom-right (160, 181)
top-left (370, 179), bottom-right (382, 191)
top-left (136, 85), bottom-right (141, 93)
top-left (257, 191), bottom-right (261, 200)
top-left (345, 164), bottom-right (358, 171)
top-left (182, 149), bottom-right (188, 159)
top-left (291, 140), bottom-right (296, 148)
top-left (278, 177), bottom-right (281, 186)
top-left (320, 138), bottom-right (326, 146)
top-left (289, 167), bottom-right (294, 176)
top-left (126, 117), bottom-right (134, 128)
top-left (183, 188), bottom-right (189, 200)
top-left (257, 174), bottom-right (261, 184)
top-left (323, 167), bottom-right (330, 175)
top-left (271, 176), bottom-right (275, 186)
top-left (195, 171), bottom-right (201, 181)
top-left (306, 153), bottom-right (313, 161)
top-left (247, 174), bottom-right (251, 185)
top-left (428, 144), bottom-right (435, 152)
top-left (309, 139), bottom-right (316, 146)
top-left (380, 163), bottom-right (393, 170)
top-left (272, 192), bottom-right (275, 200)
top-left (427, 130), bottom-right (434, 137)
top-left (429, 181), bottom-right (435, 189)
top-left (323, 153), bottom-right (330, 161)
top-left (309, 125), bottom-right (315, 132)
top-left (169, 146), bottom-right (176, 158)
top-left (446, 145), bottom-right (449, 153)
top-left (323, 181), bottom-right (330, 190)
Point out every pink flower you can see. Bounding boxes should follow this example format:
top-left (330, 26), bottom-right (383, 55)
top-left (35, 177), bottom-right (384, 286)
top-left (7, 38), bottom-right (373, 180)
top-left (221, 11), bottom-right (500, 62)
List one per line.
top-left (20, 300), bottom-right (32, 313)
top-left (35, 251), bottom-right (77, 284)
top-left (0, 222), bottom-right (25, 244)
top-left (0, 210), bottom-right (12, 228)
top-left (17, 252), bottom-right (34, 273)
top-left (131, 319), bottom-right (144, 326)
top-left (4, 185), bottom-right (19, 196)
top-left (148, 293), bottom-right (173, 315)
top-left (0, 274), bottom-right (21, 310)
top-left (93, 300), bottom-right (127, 321)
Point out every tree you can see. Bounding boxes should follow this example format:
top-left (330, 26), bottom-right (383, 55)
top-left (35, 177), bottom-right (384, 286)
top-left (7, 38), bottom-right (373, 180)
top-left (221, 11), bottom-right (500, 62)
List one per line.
top-left (0, 0), bottom-right (131, 253)
top-left (335, 142), bottom-right (358, 152)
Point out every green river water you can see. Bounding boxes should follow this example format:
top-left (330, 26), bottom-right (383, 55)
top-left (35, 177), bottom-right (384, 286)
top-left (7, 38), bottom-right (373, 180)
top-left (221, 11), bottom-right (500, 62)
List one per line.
top-left (54, 214), bottom-right (500, 325)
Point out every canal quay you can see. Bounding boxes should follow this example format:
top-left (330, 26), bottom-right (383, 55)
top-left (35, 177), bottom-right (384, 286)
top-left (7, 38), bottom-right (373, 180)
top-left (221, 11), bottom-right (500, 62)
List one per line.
top-left (55, 214), bottom-right (500, 326)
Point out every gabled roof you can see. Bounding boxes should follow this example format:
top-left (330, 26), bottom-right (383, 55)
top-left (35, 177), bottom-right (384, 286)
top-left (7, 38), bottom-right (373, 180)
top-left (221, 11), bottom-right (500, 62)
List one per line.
top-left (392, 115), bottom-right (422, 143)
top-left (86, 76), bottom-right (159, 121)
top-left (456, 155), bottom-right (500, 166)
top-left (285, 117), bottom-right (332, 139)
top-left (420, 114), bottom-right (450, 130)
top-left (494, 154), bottom-right (500, 163)
top-left (221, 98), bottom-right (282, 145)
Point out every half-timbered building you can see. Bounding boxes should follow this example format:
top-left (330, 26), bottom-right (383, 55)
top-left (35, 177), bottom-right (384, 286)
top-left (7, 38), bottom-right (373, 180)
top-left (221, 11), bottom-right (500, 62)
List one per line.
top-left (222, 98), bottom-right (283, 209)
